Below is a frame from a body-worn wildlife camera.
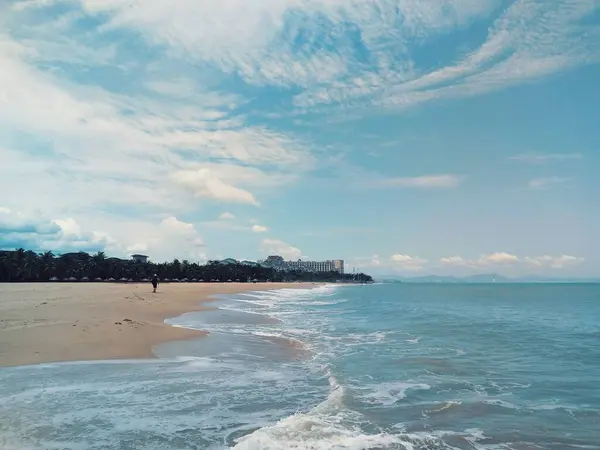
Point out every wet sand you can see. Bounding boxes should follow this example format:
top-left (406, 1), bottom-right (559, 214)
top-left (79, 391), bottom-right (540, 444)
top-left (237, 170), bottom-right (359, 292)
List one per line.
top-left (0, 282), bottom-right (318, 368)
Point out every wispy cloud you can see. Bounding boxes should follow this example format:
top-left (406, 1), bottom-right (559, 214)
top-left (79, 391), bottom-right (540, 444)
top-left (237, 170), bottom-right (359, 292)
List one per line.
top-left (31, 0), bottom-right (493, 89)
top-left (260, 238), bottom-right (302, 260)
top-left (294, 1), bottom-right (600, 111)
top-left (510, 153), bottom-right (583, 163)
top-left (14, 0), bottom-right (598, 117)
top-left (380, 175), bottom-right (462, 189)
top-left (251, 224), bottom-right (269, 233)
top-left (0, 21), bottom-right (312, 217)
top-left (527, 177), bottom-right (570, 190)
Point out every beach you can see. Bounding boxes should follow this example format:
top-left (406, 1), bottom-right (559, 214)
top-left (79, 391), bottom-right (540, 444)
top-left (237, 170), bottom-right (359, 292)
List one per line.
top-left (0, 283), bottom-right (598, 449)
top-left (0, 282), bottom-right (316, 368)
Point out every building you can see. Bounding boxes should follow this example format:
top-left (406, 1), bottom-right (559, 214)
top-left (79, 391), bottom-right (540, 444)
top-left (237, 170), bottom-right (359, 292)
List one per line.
top-left (131, 254), bottom-right (149, 263)
top-left (261, 255), bottom-right (344, 274)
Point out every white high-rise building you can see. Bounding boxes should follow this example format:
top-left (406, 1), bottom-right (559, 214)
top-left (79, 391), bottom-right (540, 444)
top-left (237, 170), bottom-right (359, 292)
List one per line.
top-left (262, 256), bottom-right (344, 274)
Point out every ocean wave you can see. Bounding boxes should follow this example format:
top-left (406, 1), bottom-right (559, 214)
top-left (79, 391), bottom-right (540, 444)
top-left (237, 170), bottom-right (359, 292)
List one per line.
top-left (0, 356), bottom-right (321, 449)
top-left (230, 370), bottom-right (448, 450)
top-left (230, 418), bottom-right (403, 450)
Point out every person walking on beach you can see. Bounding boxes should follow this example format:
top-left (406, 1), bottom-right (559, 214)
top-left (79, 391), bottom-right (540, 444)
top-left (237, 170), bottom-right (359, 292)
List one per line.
top-left (151, 274), bottom-right (159, 293)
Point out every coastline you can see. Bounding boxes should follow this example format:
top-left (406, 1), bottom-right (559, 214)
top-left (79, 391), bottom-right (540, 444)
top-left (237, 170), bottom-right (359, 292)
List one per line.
top-left (0, 282), bottom-right (320, 368)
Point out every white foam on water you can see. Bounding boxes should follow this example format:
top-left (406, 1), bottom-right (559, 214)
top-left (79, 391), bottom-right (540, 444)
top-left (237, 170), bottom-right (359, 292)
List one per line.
top-left (0, 352), bottom-right (321, 449)
top-left (317, 330), bottom-right (399, 349)
top-left (358, 382), bottom-right (432, 407)
top-left (424, 401), bottom-right (463, 414)
top-left (230, 369), bottom-right (449, 450)
top-left (231, 418), bottom-right (403, 450)
top-left (250, 330), bottom-right (306, 347)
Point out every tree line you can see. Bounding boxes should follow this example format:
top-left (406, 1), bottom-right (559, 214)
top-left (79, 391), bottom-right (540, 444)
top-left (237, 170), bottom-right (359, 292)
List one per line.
top-left (0, 249), bottom-right (373, 283)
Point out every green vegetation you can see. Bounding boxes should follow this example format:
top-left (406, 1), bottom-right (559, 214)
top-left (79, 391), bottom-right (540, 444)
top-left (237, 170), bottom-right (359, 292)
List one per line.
top-left (0, 249), bottom-right (373, 283)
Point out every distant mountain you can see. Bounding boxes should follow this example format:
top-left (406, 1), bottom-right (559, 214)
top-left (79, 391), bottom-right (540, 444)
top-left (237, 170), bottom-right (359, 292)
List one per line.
top-left (377, 274), bottom-right (598, 284)
top-left (401, 275), bottom-right (461, 283)
top-left (397, 273), bottom-right (508, 283)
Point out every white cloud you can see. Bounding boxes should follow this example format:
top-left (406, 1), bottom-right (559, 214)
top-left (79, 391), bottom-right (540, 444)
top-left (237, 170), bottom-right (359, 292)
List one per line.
top-left (527, 177), bottom-right (570, 190)
top-left (52, 218), bottom-right (83, 237)
top-left (390, 254), bottom-right (428, 271)
top-left (172, 168), bottom-right (259, 205)
top-left (439, 256), bottom-right (468, 266)
top-left (219, 212), bottom-right (236, 220)
top-left (439, 252), bottom-right (586, 272)
top-left (260, 238), bottom-right (302, 260)
top-left (478, 252), bottom-right (520, 265)
top-left (295, 1), bottom-right (600, 111)
top-left (0, 208), bottom-right (116, 254)
top-left (0, 28), bottom-right (310, 220)
top-left (39, 0), bottom-right (495, 90)
top-left (510, 153), bottom-right (583, 163)
top-left (123, 216), bottom-right (205, 262)
top-left (362, 251), bottom-right (587, 274)
top-left (0, 209), bottom-right (207, 261)
top-left (439, 253), bottom-right (520, 268)
top-left (7, 0), bottom-right (599, 118)
top-left (381, 175), bottom-right (462, 189)
top-left (160, 216), bottom-right (196, 234)
top-left (368, 256), bottom-right (382, 267)
top-left (524, 255), bottom-right (584, 269)
top-left (252, 224), bottom-right (269, 233)
top-left (172, 163), bottom-right (299, 205)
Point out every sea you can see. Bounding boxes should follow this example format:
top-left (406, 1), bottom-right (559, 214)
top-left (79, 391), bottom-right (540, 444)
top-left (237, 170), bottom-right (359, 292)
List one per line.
top-left (1, 283), bottom-right (599, 449)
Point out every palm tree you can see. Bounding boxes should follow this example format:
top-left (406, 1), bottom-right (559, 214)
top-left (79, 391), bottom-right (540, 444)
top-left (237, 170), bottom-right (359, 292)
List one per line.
top-left (40, 251), bottom-right (55, 281)
top-left (24, 250), bottom-right (39, 281)
top-left (0, 249), bottom-right (373, 283)
top-left (92, 251), bottom-right (106, 278)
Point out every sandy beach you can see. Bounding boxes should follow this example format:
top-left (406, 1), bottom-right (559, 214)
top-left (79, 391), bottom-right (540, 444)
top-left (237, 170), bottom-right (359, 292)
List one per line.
top-left (0, 282), bottom-right (317, 368)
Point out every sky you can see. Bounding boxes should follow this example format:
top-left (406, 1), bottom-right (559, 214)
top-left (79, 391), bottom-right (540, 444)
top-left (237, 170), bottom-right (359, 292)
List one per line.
top-left (0, 0), bottom-right (599, 277)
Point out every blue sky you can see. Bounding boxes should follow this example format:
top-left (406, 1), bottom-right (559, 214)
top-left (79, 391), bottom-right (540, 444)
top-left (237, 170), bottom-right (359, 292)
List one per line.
top-left (0, 0), bottom-right (599, 277)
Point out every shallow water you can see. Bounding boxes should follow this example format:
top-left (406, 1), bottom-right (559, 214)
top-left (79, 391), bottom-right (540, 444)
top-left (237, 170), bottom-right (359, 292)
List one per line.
top-left (1, 283), bottom-right (599, 449)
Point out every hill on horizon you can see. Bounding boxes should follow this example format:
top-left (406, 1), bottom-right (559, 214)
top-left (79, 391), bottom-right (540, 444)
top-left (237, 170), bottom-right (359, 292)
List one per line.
top-left (378, 274), bottom-right (599, 283)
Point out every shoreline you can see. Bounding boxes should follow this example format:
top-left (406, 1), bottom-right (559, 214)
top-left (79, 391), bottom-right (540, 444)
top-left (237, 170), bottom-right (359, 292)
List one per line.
top-left (0, 282), bottom-right (320, 368)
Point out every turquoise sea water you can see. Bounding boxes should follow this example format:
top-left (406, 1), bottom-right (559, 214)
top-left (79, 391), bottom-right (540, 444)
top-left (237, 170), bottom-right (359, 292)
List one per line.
top-left (1, 283), bottom-right (599, 449)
